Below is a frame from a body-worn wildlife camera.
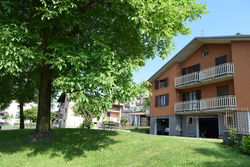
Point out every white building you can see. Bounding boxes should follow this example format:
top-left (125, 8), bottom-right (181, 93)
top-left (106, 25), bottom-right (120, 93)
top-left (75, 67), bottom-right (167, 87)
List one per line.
top-left (54, 94), bottom-right (123, 128)
top-left (0, 100), bottom-right (37, 125)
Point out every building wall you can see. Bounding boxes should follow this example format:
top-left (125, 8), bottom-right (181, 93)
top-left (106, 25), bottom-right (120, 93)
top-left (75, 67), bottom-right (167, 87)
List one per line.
top-left (178, 80), bottom-right (234, 101)
top-left (181, 44), bottom-right (232, 70)
top-left (231, 41), bottom-right (250, 109)
top-left (150, 62), bottom-right (181, 117)
top-left (181, 116), bottom-right (198, 137)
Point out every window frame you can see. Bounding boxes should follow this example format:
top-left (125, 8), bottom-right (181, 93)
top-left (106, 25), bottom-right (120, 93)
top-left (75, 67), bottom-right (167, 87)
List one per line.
top-left (201, 49), bottom-right (209, 57)
top-left (186, 117), bottom-right (193, 126)
top-left (160, 95), bottom-right (166, 106)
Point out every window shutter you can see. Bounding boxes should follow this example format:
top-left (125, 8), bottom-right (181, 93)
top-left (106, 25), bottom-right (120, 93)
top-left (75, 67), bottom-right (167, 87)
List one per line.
top-left (222, 55), bottom-right (227, 64)
top-left (215, 55), bottom-right (227, 66)
top-left (196, 90), bottom-right (201, 100)
top-left (182, 68), bottom-right (187, 75)
top-left (215, 57), bottom-right (221, 66)
top-left (155, 80), bottom-right (159, 89)
top-left (182, 92), bottom-right (187, 101)
top-left (196, 64), bottom-right (200, 72)
top-left (164, 77), bottom-right (168, 87)
top-left (165, 94), bottom-right (169, 106)
top-left (155, 96), bottom-right (159, 107)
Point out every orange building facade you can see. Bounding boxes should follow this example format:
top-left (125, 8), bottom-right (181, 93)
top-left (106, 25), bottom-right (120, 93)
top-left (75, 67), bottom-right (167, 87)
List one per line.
top-left (148, 35), bottom-right (250, 138)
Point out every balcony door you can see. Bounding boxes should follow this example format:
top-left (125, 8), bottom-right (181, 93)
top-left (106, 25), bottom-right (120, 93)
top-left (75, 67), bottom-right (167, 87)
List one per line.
top-left (182, 90), bottom-right (201, 111)
top-left (217, 85), bottom-right (229, 108)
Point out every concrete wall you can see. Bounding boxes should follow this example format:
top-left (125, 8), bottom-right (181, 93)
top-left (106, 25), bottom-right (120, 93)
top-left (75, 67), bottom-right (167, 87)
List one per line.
top-left (181, 116), bottom-right (198, 137)
top-left (169, 115), bottom-right (181, 136)
top-left (150, 116), bottom-right (157, 134)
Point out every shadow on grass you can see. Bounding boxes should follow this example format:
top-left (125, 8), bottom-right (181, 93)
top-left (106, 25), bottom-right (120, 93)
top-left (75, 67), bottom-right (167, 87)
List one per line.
top-left (0, 128), bottom-right (119, 161)
top-left (194, 142), bottom-right (250, 167)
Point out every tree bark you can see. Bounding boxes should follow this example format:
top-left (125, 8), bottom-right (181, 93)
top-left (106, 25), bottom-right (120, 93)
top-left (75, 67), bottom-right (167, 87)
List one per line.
top-left (35, 62), bottom-right (53, 138)
top-left (19, 102), bottom-right (24, 129)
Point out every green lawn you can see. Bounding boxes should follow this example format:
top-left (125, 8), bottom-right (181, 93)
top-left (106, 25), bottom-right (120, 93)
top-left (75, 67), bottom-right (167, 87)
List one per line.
top-left (0, 129), bottom-right (249, 167)
top-left (120, 126), bottom-right (150, 133)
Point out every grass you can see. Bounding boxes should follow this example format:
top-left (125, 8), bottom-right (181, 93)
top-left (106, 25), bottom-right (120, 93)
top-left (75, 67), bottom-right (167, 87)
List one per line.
top-left (0, 129), bottom-right (249, 167)
top-left (120, 126), bottom-right (150, 133)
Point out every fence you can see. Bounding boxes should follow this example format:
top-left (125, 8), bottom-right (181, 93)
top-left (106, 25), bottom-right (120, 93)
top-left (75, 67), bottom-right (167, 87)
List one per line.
top-left (225, 110), bottom-right (250, 134)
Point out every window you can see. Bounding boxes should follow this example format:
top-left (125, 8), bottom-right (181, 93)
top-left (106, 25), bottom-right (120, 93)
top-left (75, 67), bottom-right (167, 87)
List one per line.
top-left (107, 112), bottom-right (111, 117)
top-left (159, 78), bottom-right (168, 88)
top-left (160, 95), bottom-right (166, 106)
top-left (187, 117), bottom-right (193, 125)
top-left (160, 94), bottom-right (169, 106)
top-left (201, 49), bottom-right (209, 57)
top-left (182, 64), bottom-right (200, 75)
top-left (217, 85), bottom-right (229, 97)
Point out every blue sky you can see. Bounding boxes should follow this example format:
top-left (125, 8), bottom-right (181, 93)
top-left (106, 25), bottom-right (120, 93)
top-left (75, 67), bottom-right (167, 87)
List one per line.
top-left (133, 0), bottom-right (250, 83)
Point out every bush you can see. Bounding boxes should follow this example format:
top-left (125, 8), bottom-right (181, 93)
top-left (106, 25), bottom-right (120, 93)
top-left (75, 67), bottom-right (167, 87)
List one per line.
top-left (241, 136), bottom-right (250, 154)
top-left (121, 117), bottom-right (128, 126)
top-left (80, 118), bottom-right (93, 129)
top-left (228, 128), bottom-right (238, 146)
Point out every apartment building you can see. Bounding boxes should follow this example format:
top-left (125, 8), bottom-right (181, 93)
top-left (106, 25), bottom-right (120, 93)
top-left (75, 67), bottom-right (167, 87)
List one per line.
top-left (148, 34), bottom-right (250, 138)
top-left (54, 94), bottom-right (123, 128)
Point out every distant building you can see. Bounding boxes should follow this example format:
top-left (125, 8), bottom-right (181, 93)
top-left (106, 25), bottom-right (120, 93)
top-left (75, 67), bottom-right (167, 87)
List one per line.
top-left (54, 94), bottom-right (123, 128)
top-left (0, 101), bottom-right (37, 125)
top-left (122, 96), bottom-right (150, 126)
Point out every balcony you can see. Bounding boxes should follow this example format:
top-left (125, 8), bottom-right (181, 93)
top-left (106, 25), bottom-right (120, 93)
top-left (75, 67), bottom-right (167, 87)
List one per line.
top-left (175, 63), bottom-right (234, 89)
top-left (174, 95), bottom-right (237, 114)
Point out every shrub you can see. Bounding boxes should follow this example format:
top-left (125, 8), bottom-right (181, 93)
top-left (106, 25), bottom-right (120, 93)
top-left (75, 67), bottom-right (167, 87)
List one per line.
top-left (228, 128), bottom-right (238, 146)
top-left (121, 117), bottom-right (128, 126)
top-left (241, 136), bottom-right (250, 154)
top-left (80, 118), bottom-right (93, 129)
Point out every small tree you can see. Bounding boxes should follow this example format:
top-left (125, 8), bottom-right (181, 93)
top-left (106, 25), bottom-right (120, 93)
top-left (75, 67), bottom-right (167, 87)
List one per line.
top-left (24, 107), bottom-right (38, 122)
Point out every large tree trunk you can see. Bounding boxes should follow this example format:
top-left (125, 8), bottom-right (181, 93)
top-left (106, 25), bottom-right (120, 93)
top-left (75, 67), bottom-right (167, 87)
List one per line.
top-left (19, 102), bottom-right (24, 129)
top-left (35, 62), bottom-right (53, 138)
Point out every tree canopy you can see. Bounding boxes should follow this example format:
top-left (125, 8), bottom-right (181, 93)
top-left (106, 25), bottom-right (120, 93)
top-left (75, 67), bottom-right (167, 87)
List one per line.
top-left (0, 0), bottom-right (206, 137)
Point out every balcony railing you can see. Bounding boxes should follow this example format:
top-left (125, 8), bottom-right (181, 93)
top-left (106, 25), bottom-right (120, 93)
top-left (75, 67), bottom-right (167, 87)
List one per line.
top-left (174, 95), bottom-right (237, 113)
top-left (175, 63), bottom-right (234, 88)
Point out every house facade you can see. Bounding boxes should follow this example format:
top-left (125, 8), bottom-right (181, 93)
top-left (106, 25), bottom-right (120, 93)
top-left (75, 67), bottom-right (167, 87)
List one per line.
top-left (54, 94), bottom-right (123, 128)
top-left (148, 34), bottom-right (250, 138)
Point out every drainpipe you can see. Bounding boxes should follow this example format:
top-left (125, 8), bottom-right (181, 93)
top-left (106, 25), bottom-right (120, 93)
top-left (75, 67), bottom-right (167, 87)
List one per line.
top-left (196, 117), bottom-right (199, 138)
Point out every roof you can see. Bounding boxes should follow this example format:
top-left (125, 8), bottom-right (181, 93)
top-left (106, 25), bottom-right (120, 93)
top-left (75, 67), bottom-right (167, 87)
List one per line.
top-left (148, 34), bottom-right (250, 82)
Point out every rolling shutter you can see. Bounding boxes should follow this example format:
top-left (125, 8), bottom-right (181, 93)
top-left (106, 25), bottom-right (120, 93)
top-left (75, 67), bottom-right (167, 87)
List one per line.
top-left (155, 80), bottom-right (159, 89)
top-left (155, 96), bottom-right (159, 107)
top-left (164, 77), bottom-right (168, 87)
top-left (196, 90), bottom-right (201, 100)
top-left (165, 94), bottom-right (169, 106)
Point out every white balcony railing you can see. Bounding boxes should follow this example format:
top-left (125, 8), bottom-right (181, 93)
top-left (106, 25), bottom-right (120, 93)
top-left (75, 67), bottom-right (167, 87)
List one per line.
top-left (174, 95), bottom-right (237, 113)
top-left (175, 63), bottom-right (234, 87)
top-left (199, 63), bottom-right (234, 81)
top-left (175, 72), bottom-right (199, 87)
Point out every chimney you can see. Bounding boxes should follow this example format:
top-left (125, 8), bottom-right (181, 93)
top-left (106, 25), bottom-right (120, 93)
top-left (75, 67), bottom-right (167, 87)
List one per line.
top-left (235, 32), bottom-right (242, 36)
